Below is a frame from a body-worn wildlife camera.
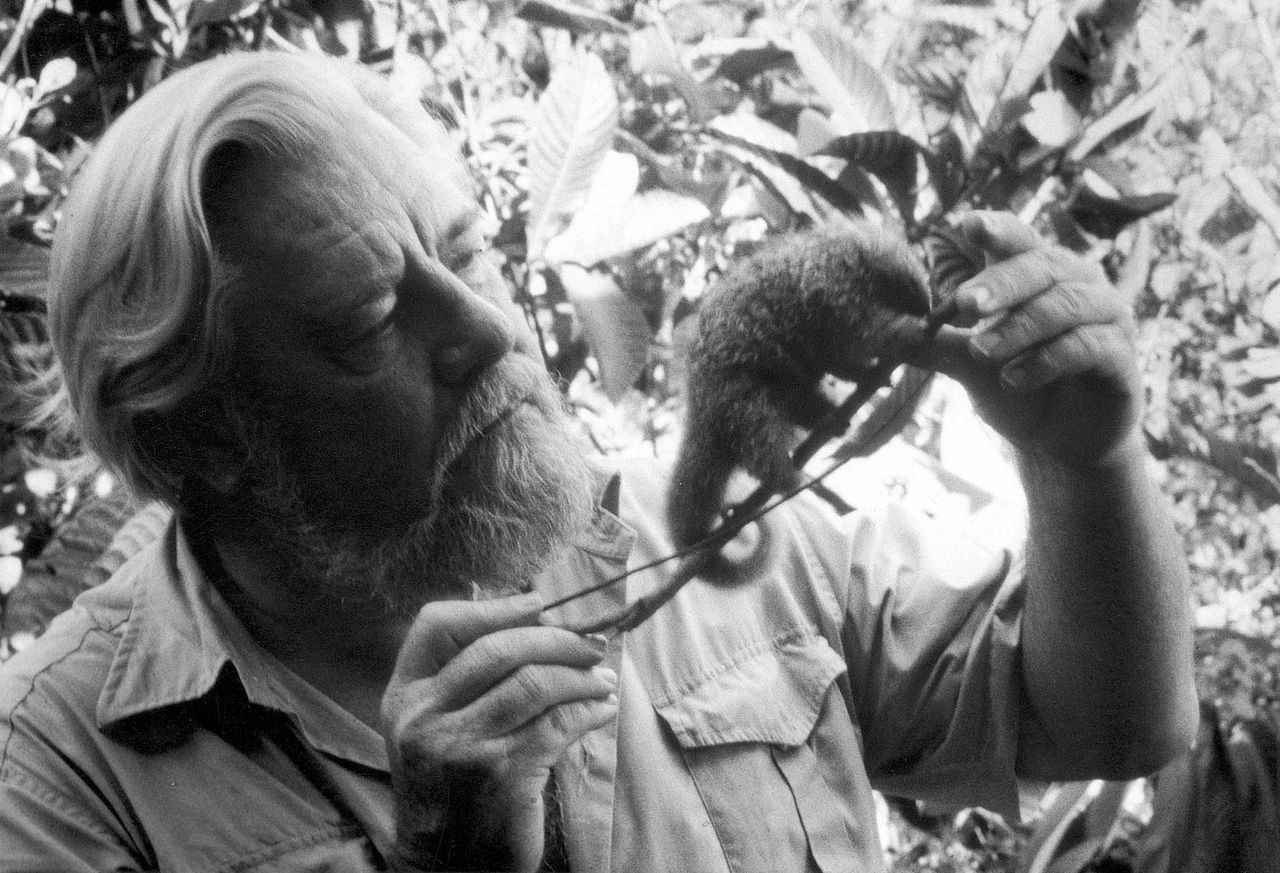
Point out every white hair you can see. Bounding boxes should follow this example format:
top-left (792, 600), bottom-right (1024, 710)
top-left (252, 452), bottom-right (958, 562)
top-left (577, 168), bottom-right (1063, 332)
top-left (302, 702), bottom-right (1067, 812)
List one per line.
top-left (43, 51), bottom-right (455, 505)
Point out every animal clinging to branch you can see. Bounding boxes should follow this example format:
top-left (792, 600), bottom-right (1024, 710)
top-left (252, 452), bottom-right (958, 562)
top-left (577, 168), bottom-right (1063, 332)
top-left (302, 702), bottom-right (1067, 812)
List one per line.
top-left (668, 221), bottom-right (935, 552)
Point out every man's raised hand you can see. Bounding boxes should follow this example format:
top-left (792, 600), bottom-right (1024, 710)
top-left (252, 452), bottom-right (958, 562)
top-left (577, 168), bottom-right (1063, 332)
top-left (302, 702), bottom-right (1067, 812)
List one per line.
top-left (927, 210), bottom-right (1144, 469)
top-left (381, 591), bottom-right (617, 872)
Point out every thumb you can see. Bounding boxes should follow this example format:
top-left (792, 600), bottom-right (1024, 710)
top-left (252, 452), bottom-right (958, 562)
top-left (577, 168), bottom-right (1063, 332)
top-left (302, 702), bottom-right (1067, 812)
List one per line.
top-left (393, 591), bottom-right (544, 681)
top-left (957, 211), bottom-right (1045, 263)
top-left (896, 324), bottom-right (986, 386)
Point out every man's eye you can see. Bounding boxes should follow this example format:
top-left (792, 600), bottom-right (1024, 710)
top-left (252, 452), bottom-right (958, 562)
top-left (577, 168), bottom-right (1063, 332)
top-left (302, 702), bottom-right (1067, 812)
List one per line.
top-left (448, 250), bottom-right (483, 273)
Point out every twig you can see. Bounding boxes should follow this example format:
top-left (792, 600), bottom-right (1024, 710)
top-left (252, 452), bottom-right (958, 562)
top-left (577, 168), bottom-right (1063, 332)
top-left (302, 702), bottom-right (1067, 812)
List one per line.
top-left (0, 0), bottom-right (49, 80)
top-left (1247, 0), bottom-right (1280, 100)
top-left (544, 302), bottom-right (959, 635)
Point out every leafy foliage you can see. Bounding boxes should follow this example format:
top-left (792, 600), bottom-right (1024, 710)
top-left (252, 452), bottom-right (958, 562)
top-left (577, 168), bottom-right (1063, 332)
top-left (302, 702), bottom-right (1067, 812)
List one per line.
top-left (1, 0), bottom-right (1280, 869)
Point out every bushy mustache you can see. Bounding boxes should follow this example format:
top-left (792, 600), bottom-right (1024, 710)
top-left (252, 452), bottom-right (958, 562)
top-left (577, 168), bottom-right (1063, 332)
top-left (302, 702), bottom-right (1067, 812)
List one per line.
top-left (231, 353), bottom-right (597, 614)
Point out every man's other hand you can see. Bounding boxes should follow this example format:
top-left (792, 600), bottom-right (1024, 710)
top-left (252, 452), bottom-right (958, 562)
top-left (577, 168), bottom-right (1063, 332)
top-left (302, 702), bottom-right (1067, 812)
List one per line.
top-left (382, 591), bottom-right (617, 871)
top-left (927, 210), bottom-right (1143, 470)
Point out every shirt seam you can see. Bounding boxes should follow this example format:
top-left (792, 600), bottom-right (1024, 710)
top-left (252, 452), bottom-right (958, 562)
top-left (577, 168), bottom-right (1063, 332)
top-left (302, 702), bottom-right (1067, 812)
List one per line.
top-left (1, 616), bottom-right (126, 771)
top-left (220, 823), bottom-right (366, 873)
top-left (1, 761), bottom-right (125, 843)
top-left (649, 624), bottom-right (819, 706)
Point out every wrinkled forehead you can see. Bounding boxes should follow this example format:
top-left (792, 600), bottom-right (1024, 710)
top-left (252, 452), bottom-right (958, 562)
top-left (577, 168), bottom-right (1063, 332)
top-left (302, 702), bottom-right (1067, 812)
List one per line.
top-left (209, 86), bottom-right (475, 297)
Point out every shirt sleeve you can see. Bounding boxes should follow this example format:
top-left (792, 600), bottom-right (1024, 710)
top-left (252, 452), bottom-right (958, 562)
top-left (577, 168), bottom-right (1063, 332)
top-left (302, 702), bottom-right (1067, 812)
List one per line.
top-left (835, 499), bottom-right (1027, 820)
top-left (0, 765), bottom-right (142, 872)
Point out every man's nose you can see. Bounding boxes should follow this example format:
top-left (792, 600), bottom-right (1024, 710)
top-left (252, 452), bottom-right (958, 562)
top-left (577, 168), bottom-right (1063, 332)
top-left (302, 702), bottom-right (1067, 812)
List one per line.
top-left (433, 292), bottom-right (516, 386)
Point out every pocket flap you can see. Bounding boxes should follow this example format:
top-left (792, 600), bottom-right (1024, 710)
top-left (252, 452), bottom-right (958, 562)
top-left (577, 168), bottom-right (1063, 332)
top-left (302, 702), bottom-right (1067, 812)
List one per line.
top-left (651, 629), bottom-right (846, 749)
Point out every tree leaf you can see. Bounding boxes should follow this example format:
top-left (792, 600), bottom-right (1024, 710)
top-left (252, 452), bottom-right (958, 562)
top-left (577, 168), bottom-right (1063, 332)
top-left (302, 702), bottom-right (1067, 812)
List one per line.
top-left (559, 265), bottom-right (650, 402)
top-left (833, 163), bottom-right (883, 213)
top-left (708, 128), bottom-right (864, 216)
top-left (1017, 781), bottom-right (1097, 873)
top-left (963, 34), bottom-right (1018, 129)
top-left (183, 0), bottom-right (261, 28)
top-left (630, 21), bottom-right (717, 121)
top-left (526, 54), bottom-right (619, 261)
top-left (1066, 185), bottom-right (1177, 238)
top-left (544, 190), bottom-right (709, 267)
top-left (896, 55), bottom-right (967, 114)
top-left (1262, 284), bottom-right (1280, 333)
top-left (712, 43), bottom-right (793, 84)
top-left (0, 236), bottom-right (50, 299)
top-left (1021, 89), bottom-right (1083, 148)
top-left (1001, 4), bottom-right (1070, 103)
top-left (816, 130), bottom-right (921, 222)
top-left (708, 111), bottom-right (797, 153)
top-left (33, 58), bottom-right (76, 102)
top-left (921, 128), bottom-right (967, 214)
top-left (1043, 837), bottom-right (1104, 873)
top-left (912, 4), bottom-right (999, 38)
top-left (828, 366), bottom-right (936, 463)
top-left (516, 0), bottom-right (628, 35)
top-left (715, 143), bottom-right (821, 224)
top-left (923, 225), bottom-right (985, 296)
top-left (791, 25), bottom-right (895, 133)
top-left (795, 107), bottom-right (838, 157)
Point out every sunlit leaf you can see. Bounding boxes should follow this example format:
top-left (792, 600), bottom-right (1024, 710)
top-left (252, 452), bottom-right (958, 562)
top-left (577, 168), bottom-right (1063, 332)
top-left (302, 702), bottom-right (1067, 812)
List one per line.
top-left (33, 58), bottom-right (76, 102)
top-left (828, 366), bottom-right (936, 463)
top-left (0, 82), bottom-right (31, 140)
top-left (630, 21), bottom-right (716, 121)
top-left (710, 130), bottom-right (863, 216)
top-left (559, 265), bottom-right (650, 402)
top-left (1002, 5), bottom-right (1070, 103)
top-left (795, 107), bottom-right (837, 157)
top-left (708, 112), bottom-right (797, 153)
top-left (544, 190), bottom-right (709, 267)
top-left (714, 141), bottom-right (821, 223)
top-left (1021, 89), bottom-right (1083, 148)
top-left (1017, 781), bottom-right (1097, 873)
top-left (526, 54), bottom-right (619, 261)
top-left (1114, 219), bottom-right (1154, 300)
top-left (516, 0), bottom-right (627, 35)
top-left (1262, 285), bottom-right (1280, 333)
top-left (791, 25), bottom-right (895, 134)
top-left (963, 35), bottom-right (1017, 128)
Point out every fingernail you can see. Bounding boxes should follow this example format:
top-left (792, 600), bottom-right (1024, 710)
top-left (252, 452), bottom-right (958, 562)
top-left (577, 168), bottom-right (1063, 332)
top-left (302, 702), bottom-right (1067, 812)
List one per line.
top-left (592, 666), bottom-right (618, 687)
top-left (969, 331), bottom-right (999, 360)
top-left (583, 632), bottom-right (609, 653)
top-left (1001, 361), bottom-right (1030, 390)
top-left (963, 284), bottom-right (991, 311)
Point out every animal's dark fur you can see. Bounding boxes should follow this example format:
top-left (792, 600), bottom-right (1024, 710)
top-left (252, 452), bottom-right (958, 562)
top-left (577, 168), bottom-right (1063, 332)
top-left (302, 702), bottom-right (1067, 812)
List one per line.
top-left (668, 222), bottom-right (930, 550)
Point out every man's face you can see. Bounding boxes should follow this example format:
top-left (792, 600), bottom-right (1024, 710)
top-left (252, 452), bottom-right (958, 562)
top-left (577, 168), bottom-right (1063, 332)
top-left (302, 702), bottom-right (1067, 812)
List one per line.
top-left (209, 88), bottom-right (595, 609)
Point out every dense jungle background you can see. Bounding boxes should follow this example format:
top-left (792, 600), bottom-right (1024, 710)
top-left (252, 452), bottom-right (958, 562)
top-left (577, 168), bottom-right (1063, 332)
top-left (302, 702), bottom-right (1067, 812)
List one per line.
top-left (0, 0), bottom-right (1276, 867)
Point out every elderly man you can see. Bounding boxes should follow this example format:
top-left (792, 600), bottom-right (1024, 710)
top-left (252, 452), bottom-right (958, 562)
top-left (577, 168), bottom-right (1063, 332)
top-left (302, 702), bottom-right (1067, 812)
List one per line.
top-left (0, 51), bottom-right (1195, 872)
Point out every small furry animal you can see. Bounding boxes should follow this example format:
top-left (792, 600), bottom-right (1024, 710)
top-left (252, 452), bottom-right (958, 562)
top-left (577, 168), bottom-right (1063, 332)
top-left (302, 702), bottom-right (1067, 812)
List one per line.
top-left (668, 222), bottom-right (931, 551)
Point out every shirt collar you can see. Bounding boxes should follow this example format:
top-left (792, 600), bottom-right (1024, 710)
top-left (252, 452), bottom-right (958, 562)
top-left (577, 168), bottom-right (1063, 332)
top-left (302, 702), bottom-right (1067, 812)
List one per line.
top-left (95, 467), bottom-right (634, 763)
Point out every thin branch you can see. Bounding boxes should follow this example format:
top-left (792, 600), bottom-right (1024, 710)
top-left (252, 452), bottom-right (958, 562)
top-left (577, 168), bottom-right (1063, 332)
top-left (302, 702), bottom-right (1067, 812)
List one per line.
top-left (1247, 0), bottom-right (1280, 100)
top-left (0, 0), bottom-right (49, 80)
top-left (543, 300), bottom-right (960, 635)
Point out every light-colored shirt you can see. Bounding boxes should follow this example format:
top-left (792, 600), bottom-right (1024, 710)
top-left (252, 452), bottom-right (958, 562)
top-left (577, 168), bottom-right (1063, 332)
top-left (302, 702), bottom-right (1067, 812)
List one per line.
top-left (0, 458), bottom-right (1025, 872)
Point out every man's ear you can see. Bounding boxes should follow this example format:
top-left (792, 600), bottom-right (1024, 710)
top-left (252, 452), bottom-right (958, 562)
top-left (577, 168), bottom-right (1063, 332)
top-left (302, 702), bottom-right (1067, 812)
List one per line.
top-left (164, 394), bottom-right (253, 496)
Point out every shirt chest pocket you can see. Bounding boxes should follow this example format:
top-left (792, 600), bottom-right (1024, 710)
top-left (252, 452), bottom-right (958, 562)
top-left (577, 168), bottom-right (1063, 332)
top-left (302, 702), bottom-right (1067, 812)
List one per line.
top-left (649, 631), bottom-right (870, 873)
